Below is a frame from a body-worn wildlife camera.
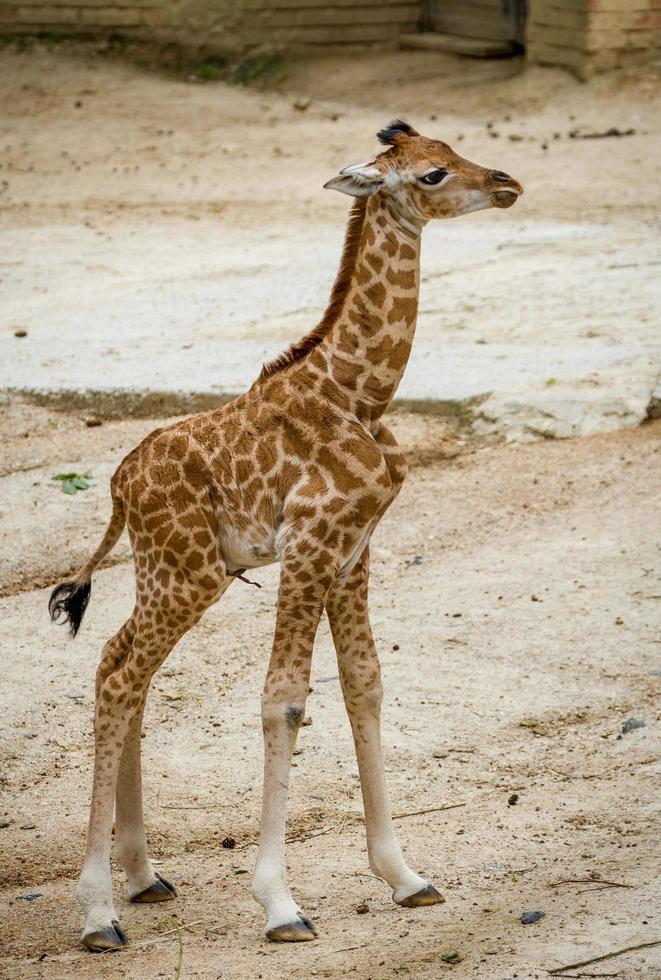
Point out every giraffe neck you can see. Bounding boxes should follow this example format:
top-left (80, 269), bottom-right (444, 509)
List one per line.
top-left (317, 194), bottom-right (422, 423)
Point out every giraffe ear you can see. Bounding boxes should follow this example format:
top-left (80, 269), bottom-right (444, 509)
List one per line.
top-left (324, 163), bottom-right (384, 198)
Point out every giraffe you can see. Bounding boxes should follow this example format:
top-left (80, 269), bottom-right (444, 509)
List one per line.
top-left (49, 120), bottom-right (522, 951)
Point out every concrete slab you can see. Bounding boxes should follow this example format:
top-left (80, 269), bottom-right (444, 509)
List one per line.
top-left (2, 215), bottom-right (660, 434)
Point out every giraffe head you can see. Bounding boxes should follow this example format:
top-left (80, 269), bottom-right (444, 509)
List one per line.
top-left (324, 119), bottom-right (523, 226)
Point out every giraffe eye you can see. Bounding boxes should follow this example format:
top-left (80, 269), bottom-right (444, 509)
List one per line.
top-left (421, 169), bottom-right (448, 185)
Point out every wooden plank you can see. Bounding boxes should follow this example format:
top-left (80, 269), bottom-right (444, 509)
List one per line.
top-left (400, 30), bottom-right (516, 56)
top-left (265, 6), bottom-right (417, 27)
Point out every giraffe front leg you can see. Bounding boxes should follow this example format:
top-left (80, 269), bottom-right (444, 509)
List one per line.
top-left (325, 548), bottom-right (445, 909)
top-left (252, 556), bottom-right (333, 942)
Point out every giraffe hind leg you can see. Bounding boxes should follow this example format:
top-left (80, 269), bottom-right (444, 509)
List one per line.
top-left (114, 690), bottom-right (178, 905)
top-left (79, 571), bottom-right (228, 951)
top-left (78, 618), bottom-right (136, 952)
top-left (80, 609), bottom-right (193, 952)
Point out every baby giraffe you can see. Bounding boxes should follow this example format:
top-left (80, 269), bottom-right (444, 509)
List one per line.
top-left (50, 120), bottom-right (522, 950)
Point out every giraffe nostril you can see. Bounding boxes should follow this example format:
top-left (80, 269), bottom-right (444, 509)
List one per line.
top-left (490, 170), bottom-right (512, 183)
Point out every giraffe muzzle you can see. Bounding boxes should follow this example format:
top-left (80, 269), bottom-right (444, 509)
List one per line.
top-left (491, 188), bottom-right (520, 208)
top-left (488, 171), bottom-right (523, 209)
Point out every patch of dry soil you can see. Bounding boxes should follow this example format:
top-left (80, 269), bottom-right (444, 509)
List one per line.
top-left (1, 410), bottom-right (659, 979)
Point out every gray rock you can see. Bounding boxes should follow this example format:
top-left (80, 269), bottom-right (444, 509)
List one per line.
top-left (648, 375), bottom-right (661, 419)
top-left (474, 356), bottom-right (660, 442)
top-left (622, 717), bottom-right (646, 734)
top-left (520, 911), bottom-right (545, 925)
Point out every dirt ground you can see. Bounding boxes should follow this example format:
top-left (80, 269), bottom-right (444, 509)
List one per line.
top-left (1, 40), bottom-right (661, 980)
top-left (1, 403), bottom-right (660, 979)
top-left (3, 39), bottom-right (661, 229)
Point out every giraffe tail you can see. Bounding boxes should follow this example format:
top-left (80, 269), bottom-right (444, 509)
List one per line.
top-left (48, 494), bottom-right (126, 638)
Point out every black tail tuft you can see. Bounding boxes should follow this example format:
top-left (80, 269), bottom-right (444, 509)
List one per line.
top-left (48, 580), bottom-right (91, 638)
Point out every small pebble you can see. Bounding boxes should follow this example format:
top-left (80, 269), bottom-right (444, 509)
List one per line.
top-left (508, 793), bottom-right (519, 806)
top-left (20, 823), bottom-right (36, 830)
top-left (19, 892), bottom-right (43, 902)
top-left (221, 836), bottom-right (236, 849)
top-left (622, 717), bottom-right (646, 734)
top-left (520, 911), bottom-right (545, 925)
top-left (14, 329), bottom-right (27, 338)
top-left (356, 902), bottom-right (369, 914)
top-left (84, 418), bottom-right (103, 428)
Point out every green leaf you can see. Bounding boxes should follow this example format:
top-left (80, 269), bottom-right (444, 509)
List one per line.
top-left (441, 951), bottom-right (461, 963)
top-left (52, 471), bottom-right (94, 494)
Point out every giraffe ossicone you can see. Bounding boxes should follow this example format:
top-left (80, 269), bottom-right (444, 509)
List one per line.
top-left (49, 121), bottom-right (522, 950)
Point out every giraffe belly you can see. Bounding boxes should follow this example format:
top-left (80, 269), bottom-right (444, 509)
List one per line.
top-left (218, 526), bottom-right (278, 574)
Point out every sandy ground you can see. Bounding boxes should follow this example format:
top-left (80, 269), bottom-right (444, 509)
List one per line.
top-left (1, 44), bottom-right (660, 419)
top-left (1, 404), bottom-right (660, 979)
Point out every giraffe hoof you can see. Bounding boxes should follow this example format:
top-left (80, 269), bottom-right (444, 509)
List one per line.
top-left (396, 884), bottom-right (446, 908)
top-left (266, 913), bottom-right (318, 942)
top-left (130, 872), bottom-right (178, 903)
top-left (82, 919), bottom-right (129, 952)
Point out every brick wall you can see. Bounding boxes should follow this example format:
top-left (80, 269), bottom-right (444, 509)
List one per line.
top-left (0, 0), bottom-right (421, 50)
top-left (527, 0), bottom-right (661, 78)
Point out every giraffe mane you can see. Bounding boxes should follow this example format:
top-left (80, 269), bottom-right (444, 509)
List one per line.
top-left (258, 197), bottom-right (368, 381)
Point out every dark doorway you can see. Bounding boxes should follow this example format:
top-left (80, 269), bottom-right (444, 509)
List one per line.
top-left (424, 0), bottom-right (526, 46)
